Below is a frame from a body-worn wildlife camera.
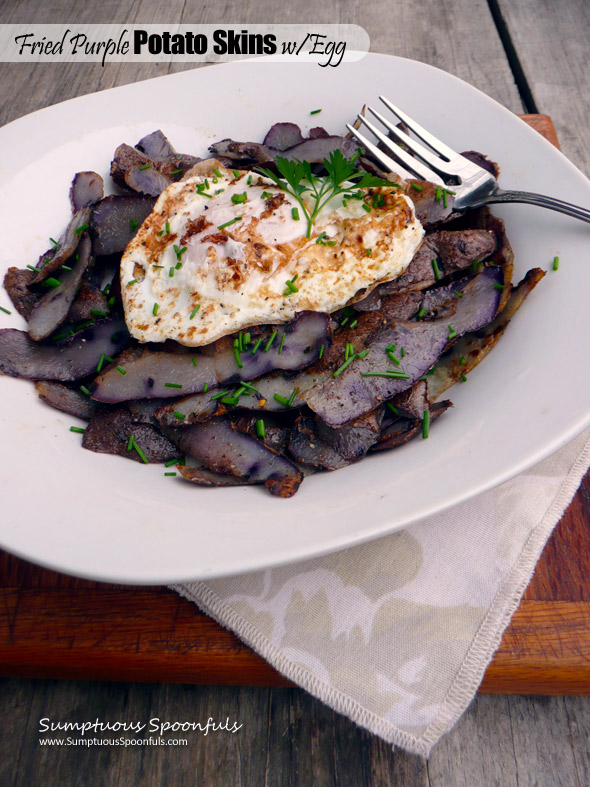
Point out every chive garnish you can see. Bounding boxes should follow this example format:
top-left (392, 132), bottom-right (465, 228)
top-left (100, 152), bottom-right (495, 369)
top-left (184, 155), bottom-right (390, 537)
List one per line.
top-left (256, 419), bottom-right (266, 439)
top-left (247, 175), bottom-right (252, 185)
top-left (26, 265), bottom-right (38, 272)
top-left (240, 381), bottom-right (259, 393)
top-left (435, 186), bottom-right (442, 203)
top-left (493, 282), bottom-right (505, 290)
top-left (165, 472), bottom-right (177, 477)
top-left (251, 337), bottom-right (263, 354)
top-left (116, 365), bottom-right (127, 375)
top-left (422, 410), bottom-right (430, 439)
top-left (218, 217), bottom-right (242, 231)
top-left (139, 164), bottom-right (151, 170)
top-left (42, 277), bottom-right (61, 288)
top-left (460, 355), bottom-right (466, 365)
top-left (448, 325), bottom-right (457, 339)
top-left (49, 237), bottom-right (59, 250)
top-left (410, 183), bottom-right (423, 192)
top-left (164, 382), bottom-right (183, 389)
top-left (310, 109), bottom-right (322, 114)
top-left (233, 345), bottom-right (243, 369)
top-left (284, 274), bottom-right (299, 296)
top-left (220, 396), bottom-right (239, 406)
top-left (278, 332), bottom-right (286, 354)
top-left (190, 304), bottom-right (200, 319)
top-left (173, 411), bottom-right (186, 420)
top-left (192, 357), bottom-right (198, 367)
top-left (553, 255), bottom-right (559, 271)
top-left (129, 218), bottom-right (139, 232)
top-left (400, 347), bottom-right (405, 358)
top-left (165, 457), bottom-right (181, 467)
top-left (386, 402), bottom-right (399, 415)
top-left (90, 309), bottom-right (107, 317)
top-left (152, 303), bottom-right (159, 316)
top-left (315, 232), bottom-right (327, 245)
top-left (231, 192), bottom-right (247, 204)
top-left (273, 393), bottom-right (290, 406)
top-left (210, 389), bottom-right (231, 401)
top-left (454, 290), bottom-right (463, 298)
top-left (69, 426), bottom-right (86, 434)
top-left (350, 319), bottom-right (358, 329)
top-left (261, 191), bottom-right (272, 199)
top-left (431, 258), bottom-right (441, 281)
top-left (362, 203), bottom-right (371, 213)
top-left (417, 307), bottom-right (427, 319)
top-left (203, 383), bottom-right (209, 393)
top-left (233, 170), bottom-right (241, 178)
top-left (73, 223), bottom-right (89, 235)
top-left (319, 344), bottom-right (325, 359)
top-left (157, 230), bottom-right (164, 237)
top-left (165, 221), bottom-right (171, 234)
top-left (471, 258), bottom-right (480, 272)
top-left (365, 248), bottom-right (372, 257)
top-left (127, 433), bottom-right (134, 451)
top-left (60, 265), bottom-right (72, 272)
top-left (169, 267), bottom-right (175, 278)
top-left (287, 389), bottom-right (297, 407)
top-left (460, 374), bottom-right (468, 382)
top-left (213, 168), bottom-right (222, 178)
top-left (173, 245), bottom-right (187, 262)
top-left (361, 370), bottom-right (411, 379)
top-left (0, 306), bottom-right (11, 315)
top-left (96, 353), bottom-right (106, 373)
top-left (292, 207), bottom-right (300, 221)
top-left (333, 356), bottom-right (356, 377)
top-left (79, 385), bottom-right (90, 396)
top-left (264, 329), bottom-right (278, 352)
top-left (131, 438), bottom-right (148, 464)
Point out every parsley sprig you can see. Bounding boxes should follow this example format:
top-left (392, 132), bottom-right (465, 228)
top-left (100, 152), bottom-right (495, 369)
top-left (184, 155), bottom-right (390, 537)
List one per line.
top-left (257, 150), bottom-right (392, 238)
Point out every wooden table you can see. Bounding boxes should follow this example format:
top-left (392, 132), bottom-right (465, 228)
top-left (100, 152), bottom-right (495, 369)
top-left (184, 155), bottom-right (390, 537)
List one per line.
top-left (2, 0), bottom-right (590, 783)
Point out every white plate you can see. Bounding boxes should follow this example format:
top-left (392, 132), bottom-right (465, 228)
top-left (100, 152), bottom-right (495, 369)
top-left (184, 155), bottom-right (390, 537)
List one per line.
top-left (1, 54), bottom-right (590, 584)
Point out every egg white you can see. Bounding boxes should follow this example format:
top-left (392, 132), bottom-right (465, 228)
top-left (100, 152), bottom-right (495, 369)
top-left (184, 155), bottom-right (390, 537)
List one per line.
top-left (120, 166), bottom-right (424, 346)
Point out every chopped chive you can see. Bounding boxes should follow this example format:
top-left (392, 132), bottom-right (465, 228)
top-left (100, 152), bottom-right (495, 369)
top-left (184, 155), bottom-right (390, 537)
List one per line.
top-left (361, 371), bottom-right (411, 379)
top-left (0, 306), bottom-right (11, 315)
top-left (243, 332), bottom-right (251, 346)
top-left (192, 357), bottom-right (198, 367)
top-left (73, 223), bottom-right (89, 235)
top-left (165, 221), bottom-right (171, 234)
top-left (340, 317), bottom-right (349, 327)
top-left (447, 325), bottom-right (457, 339)
top-left (169, 267), bottom-right (175, 278)
top-left (287, 389), bottom-right (297, 406)
top-left (273, 393), bottom-right (290, 406)
top-left (107, 297), bottom-right (115, 308)
top-left (553, 255), bottom-right (559, 271)
top-left (362, 203), bottom-right (371, 213)
top-left (26, 265), bottom-right (38, 271)
top-left (190, 304), bottom-right (200, 319)
top-left (233, 345), bottom-right (243, 369)
top-left (173, 411), bottom-right (186, 420)
top-left (319, 343), bottom-right (325, 359)
top-left (251, 337), bottom-right (263, 354)
top-left (79, 385), bottom-right (90, 397)
top-left (442, 190), bottom-right (447, 208)
top-left (454, 290), bottom-right (463, 299)
top-left (386, 402), bottom-right (399, 415)
top-left (218, 217), bottom-right (242, 231)
top-left (261, 191), bottom-right (272, 199)
top-left (387, 350), bottom-right (401, 366)
top-left (349, 319), bottom-right (358, 329)
top-left (116, 365), bottom-right (127, 375)
top-left (460, 373), bottom-right (468, 382)
top-left (278, 332), bottom-right (286, 354)
top-left (400, 347), bottom-right (405, 358)
top-left (165, 457), bottom-right (181, 467)
top-left (417, 307), bottom-right (427, 319)
top-left (132, 439), bottom-right (148, 464)
top-left (493, 282), bottom-right (505, 290)
top-left (210, 389), bottom-right (231, 401)
top-left (49, 237), bottom-right (59, 250)
top-left (264, 329), bottom-right (278, 352)
top-left (129, 218), bottom-right (139, 232)
top-left (60, 264), bottom-right (72, 272)
top-left (153, 303), bottom-right (159, 316)
top-left (356, 349), bottom-right (370, 359)
top-left (220, 396), bottom-right (240, 406)
top-left (173, 245), bottom-right (187, 262)
top-left (333, 356), bottom-right (356, 377)
top-left (96, 353), bottom-right (106, 373)
top-left (247, 175), bottom-right (252, 185)
top-left (435, 186), bottom-right (442, 203)
top-left (69, 426), bottom-right (86, 434)
top-left (365, 248), bottom-right (372, 257)
top-left (291, 207), bottom-right (300, 221)
top-left (256, 419), bottom-right (266, 439)
top-left (164, 382), bottom-right (183, 389)
top-left (310, 108), bottom-right (322, 115)
top-left (422, 410), bottom-right (430, 439)
top-left (139, 164), bottom-right (151, 170)
top-left (157, 230), bottom-right (164, 237)
top-left (431, 258), bottom-right (441, 281)
top-left (90, 309), bottom-right (107, 317)
top-left (315, 232), bottom-right (327, 245)
top-left (153, 265), bottom-right (163, 269)
top-left (240, 381), bottom-right (259, 393)
top-left (460, 355), bottom-right (466, 365)
top-left (203, 383), bottom-right (209, 393)
top-left (233, 170), bottom-right (241, 178)
top-left (345, 342), bottom-right (355, 360)
top-left (213, 168), bottom-right (222, 178)
top-left (165, 472), bottom-right (177, 476)
top-left (326, 240), bottom-right (337, 246)
top-left (410, 183), bottom-right (423, 192)
top-left (471, 258), bottom-right (480, 271)
top-left (42, 277), bottom-right (61, 288)
top-left (231, 192), bottom-right (247, 204)
top-left (127, 433), bottom-right (134, 451)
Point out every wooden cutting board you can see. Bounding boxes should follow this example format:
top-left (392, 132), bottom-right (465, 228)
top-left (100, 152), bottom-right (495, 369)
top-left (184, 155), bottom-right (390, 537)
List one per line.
top-left (1, 115), bottom-right (589, 694)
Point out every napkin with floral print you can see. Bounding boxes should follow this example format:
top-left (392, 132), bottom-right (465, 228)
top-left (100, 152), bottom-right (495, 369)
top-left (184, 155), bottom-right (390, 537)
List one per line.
top-left (173, 427), bottom-right (590, 756)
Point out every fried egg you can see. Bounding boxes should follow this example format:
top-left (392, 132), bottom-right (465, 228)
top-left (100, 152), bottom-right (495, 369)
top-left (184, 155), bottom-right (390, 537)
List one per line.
top-left (121, 164), bottom-right (424, 346)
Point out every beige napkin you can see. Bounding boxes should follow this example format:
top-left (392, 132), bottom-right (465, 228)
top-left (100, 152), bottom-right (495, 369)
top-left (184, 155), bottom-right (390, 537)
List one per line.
top-left (173, 427), bottom-right (590, 756)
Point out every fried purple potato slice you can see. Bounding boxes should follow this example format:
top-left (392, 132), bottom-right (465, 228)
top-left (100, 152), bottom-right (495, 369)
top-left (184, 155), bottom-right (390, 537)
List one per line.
top-left (127, 398), bottom-right (170, 425)
top-left (3, 267), bottom-right (38, 318)
top-left (230, 413), bottom-right (290, 454)
top-left (35, 380), bottom-right (99, 420)
top-left (67, 282), bottom-right (108, 322)
top-left (428, 268), bottom-right (545, 401)
top-left (31, 207), bottom-right (92, 283)
top-left (381, 229), bottom-right (497, 295)
top-left (262, 122), bottom-right (305, 151)
top-left (27, 235), bottom-right (93, 341)
top-left (389, 379), bottom-right (429, 421)
top-left (208, 139), bottom-right (276, 165)
top-left (281, 136), bottom-right (359, 163)
top-left (405, 181), bottom-right (455, 228)
top-left (177, 465), bottom-right (255, 487)
top-left (124, 165), bottom-right (172, 196)
top-left (92, 311), bottom-right (330, 402)
top-left (288, 417), bottom-right (351, 471)
top-left (166, 419), bottom-right (303, 497)
top-left (0, 317), bottom-right (129, 381)
top-left (90, 195), bottom-right (156, 256)
top-left (82, 408), bottom-right (177, 463)
top-left (70, 171), bottom-right (104, 212)
top-left (303, 268), bottom-right (502, 426)
top-left (135, 130), bottom-right (176, 160)
top-left (371, 400), bottom-right (453, 452)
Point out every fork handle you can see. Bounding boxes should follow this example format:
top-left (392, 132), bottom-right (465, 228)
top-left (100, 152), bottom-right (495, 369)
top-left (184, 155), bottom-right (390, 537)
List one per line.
top-left (475, 187), bottom-right (590, 224)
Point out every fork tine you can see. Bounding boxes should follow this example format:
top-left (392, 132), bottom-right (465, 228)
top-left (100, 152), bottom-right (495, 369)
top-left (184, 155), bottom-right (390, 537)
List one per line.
top-left (379, 96), bottom-right (459, 161)
top-left (346, 124), bottom-right (416, 180)
top-left (354, 115), bottom-right (445, 184)
top-left (367, 106), bottom-right (457, 176)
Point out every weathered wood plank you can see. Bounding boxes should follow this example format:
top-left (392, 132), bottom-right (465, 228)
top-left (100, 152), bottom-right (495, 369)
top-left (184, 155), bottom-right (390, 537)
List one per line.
top-left (497, 0), bottom-right (590, 173)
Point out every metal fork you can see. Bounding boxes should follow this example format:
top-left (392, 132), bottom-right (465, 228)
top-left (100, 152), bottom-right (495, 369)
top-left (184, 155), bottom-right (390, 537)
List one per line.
top-left (347, 96), bottom-right (590, 224)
